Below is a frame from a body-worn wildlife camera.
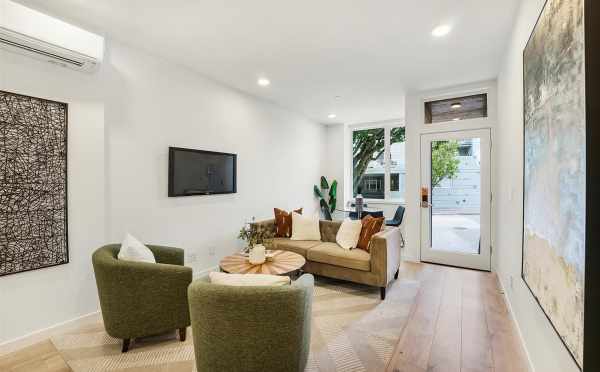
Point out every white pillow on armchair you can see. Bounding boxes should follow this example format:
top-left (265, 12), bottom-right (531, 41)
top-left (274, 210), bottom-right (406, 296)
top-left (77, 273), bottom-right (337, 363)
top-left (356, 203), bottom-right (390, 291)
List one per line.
top-left (118, 233), bottom-right (156, 263)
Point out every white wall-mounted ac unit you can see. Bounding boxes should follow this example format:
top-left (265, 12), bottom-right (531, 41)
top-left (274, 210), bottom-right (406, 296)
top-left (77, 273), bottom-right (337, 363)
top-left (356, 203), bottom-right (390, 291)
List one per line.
top-left (0, 0), bottom-right (104, 72)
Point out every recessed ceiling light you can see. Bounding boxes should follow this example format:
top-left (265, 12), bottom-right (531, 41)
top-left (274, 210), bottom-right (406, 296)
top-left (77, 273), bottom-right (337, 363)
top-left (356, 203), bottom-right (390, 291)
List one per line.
top-left (453, 117), bottom-right (460, 121)
top-left (451, 103), bottom-right (462, 109)
top-left (257, 78), bottom-right (270, 86)
top-left (432, 25), bottom-right (451, 37)
top-left (328, 114), bottom-right (337, 119)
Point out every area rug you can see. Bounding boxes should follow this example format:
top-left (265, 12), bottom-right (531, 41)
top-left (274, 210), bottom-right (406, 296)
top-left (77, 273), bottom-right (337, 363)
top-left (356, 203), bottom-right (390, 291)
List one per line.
top-left (51, 277), bottom-right (419, 372)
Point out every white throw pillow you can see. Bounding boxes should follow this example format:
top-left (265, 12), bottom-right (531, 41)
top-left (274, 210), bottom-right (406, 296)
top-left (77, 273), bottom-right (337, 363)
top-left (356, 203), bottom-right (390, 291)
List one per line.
top-left (209, 272), bottom-right (291, 286)
top-left (290, 212), bottom-right (321, 241)
top-left (336, 218), bottom-right (363, 250)
top-left (118, 233), bottom-right (156, 263)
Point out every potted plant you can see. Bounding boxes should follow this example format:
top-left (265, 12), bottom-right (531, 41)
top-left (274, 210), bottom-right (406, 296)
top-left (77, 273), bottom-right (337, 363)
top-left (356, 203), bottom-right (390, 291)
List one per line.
top-left (314, 176), bottom-right (337, 219)
top-left (237, 217), bottom-right (274, 254)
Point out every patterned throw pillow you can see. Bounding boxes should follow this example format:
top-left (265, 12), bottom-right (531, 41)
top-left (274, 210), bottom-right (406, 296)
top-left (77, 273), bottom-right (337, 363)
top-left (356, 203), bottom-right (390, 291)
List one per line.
top-left (274, 208), bottom-right (303, 237)
top-left (357, 215), bottom-right (384, 252)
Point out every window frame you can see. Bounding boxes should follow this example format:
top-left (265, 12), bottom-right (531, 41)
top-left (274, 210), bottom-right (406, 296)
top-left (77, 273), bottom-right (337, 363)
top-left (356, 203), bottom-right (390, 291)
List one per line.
top-left (349, 121), bottom-right (405, 204)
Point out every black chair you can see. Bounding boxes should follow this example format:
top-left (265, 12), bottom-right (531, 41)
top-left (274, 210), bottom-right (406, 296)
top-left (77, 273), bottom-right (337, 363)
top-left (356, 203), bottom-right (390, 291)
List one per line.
top-left (386, 205), bottom-right (405, 247)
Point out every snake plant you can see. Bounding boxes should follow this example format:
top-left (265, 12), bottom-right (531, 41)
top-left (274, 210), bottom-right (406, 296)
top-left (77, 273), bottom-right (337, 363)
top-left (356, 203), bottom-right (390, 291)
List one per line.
top-left (314, 176), bottom-right (337, 213)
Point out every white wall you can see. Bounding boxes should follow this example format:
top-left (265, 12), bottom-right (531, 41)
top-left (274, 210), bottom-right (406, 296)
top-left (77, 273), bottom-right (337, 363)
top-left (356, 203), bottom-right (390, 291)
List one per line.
top-left (104, 41), bottom-right (325, 271)
top-left (0, 38), bottom-right (325, 344)
top-left (494, 0), bottom-right (579, 371)
top-left (323, 124), bottom-right (345, 207)
top-left (0, 49), bottom-right (106, 344)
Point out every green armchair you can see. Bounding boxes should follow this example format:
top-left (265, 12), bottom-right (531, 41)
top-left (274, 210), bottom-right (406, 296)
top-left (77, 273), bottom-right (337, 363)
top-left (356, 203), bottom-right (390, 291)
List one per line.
top-left (92, 244), bottom-right (193, 352)
top-left (188, 274), bottom-right (314, 372)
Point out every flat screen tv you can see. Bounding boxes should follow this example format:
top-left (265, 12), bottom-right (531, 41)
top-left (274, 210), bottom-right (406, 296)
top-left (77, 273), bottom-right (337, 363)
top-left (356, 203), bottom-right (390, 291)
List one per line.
top-left (168, 147), bottom-right (237, 197)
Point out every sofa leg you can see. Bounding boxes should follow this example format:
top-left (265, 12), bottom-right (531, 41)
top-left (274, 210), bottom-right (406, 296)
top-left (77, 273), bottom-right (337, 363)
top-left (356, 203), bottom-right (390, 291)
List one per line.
top-left (394, 268), bottom-right (399, 280)
top-left (122, 339), bottom-right (131, 353)
top-left (178, 327), bottom-right (187, 342)
top-left (380, 287), bottom-right (386, 300)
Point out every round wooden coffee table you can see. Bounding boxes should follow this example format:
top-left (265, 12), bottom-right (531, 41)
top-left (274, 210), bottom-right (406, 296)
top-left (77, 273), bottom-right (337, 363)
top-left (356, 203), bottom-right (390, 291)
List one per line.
top-left (219, 250), bottom-right (305, 276)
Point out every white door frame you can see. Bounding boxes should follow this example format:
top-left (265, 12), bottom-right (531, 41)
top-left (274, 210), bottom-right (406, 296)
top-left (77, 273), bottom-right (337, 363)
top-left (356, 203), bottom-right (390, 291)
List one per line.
top-left (419, 128), bottom-right (491, 271)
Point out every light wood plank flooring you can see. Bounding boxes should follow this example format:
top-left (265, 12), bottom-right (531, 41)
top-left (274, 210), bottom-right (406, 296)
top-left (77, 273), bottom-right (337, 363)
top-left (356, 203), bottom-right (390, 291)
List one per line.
top-left (387, 263), bottom-right (530, 372)
top-left (0, 262), bottom-right (529, 372)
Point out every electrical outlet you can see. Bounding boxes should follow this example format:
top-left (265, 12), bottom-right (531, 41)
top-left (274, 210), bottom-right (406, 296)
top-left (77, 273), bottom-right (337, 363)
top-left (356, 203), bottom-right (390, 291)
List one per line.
top-left (208, 246), bottom-right (216, 256)
top-left (188, 253), bottom-right (198, 263)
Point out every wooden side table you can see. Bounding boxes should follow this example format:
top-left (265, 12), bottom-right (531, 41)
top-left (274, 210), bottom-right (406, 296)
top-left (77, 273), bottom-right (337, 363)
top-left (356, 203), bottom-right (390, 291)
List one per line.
top-left (219, 250), bottom-right (305, 277)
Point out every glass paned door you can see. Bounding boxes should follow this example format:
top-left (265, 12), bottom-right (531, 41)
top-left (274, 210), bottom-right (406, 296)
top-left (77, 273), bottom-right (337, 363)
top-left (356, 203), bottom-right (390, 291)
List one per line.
top-left (420, 129), bottom-right (491, 271)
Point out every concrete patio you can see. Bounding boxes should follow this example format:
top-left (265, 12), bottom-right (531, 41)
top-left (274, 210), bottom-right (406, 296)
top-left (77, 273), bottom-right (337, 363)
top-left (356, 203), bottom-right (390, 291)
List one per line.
top-left (431, 214), bottom-right (480, 254)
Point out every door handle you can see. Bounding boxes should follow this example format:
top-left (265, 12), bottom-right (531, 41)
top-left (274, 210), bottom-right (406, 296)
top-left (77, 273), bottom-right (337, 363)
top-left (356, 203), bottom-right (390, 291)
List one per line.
top-left (421, 186), bottom-right (430, 208)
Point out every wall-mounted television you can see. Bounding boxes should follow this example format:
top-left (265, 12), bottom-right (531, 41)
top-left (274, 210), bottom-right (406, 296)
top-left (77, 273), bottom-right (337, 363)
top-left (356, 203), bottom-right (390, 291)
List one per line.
top-left (168, 147), bottom-right (237, 197)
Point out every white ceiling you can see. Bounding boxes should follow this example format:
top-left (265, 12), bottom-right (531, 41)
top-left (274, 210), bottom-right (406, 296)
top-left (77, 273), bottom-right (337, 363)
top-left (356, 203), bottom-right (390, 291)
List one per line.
top-left (17, 0), bottom-right (520, 125)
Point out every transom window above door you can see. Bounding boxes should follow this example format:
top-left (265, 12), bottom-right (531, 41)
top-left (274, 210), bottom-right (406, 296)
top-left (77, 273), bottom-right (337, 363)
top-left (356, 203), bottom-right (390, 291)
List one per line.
top-left (424, 93), bottom-right (488, 124)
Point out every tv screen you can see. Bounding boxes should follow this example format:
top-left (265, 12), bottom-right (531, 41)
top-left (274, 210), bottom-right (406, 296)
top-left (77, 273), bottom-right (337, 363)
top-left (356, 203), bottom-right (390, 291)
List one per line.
top-left (168, 147), bottom-right (237, 197)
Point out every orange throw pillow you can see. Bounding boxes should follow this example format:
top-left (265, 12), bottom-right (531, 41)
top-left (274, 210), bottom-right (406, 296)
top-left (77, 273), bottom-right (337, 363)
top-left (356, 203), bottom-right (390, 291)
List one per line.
top-left (357, 215), bottom-right (384, 252)
top-left (274, 208), bottom-right (303, 238)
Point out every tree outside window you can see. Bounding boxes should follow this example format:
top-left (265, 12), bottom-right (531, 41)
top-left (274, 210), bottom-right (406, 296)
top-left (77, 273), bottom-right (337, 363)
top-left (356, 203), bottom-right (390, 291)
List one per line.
top-left (352, 126), bottom-right (405, 200)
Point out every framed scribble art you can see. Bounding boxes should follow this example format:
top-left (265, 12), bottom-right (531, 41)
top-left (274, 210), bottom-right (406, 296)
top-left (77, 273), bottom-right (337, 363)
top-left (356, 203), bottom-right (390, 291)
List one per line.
top-left (0, 91), bottom-right (68, 276)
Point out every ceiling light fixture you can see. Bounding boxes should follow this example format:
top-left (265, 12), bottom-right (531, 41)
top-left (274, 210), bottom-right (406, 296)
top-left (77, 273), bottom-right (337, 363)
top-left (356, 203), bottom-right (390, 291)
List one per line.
top-left (328, 114), bottom-right (337, 119)
top-left (451, 103), bottom-right (462, 109)
top-left (257, 78), bottom-right (270, 86)
top-left (432, 24), bottom-right (451, 37)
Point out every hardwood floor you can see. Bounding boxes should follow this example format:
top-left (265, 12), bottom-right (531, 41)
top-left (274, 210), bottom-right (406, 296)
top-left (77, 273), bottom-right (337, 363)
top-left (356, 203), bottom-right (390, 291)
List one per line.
top-left (0, 340), bottom-right (69, 372)
top-left (387, 263), bottom-right (530, 372)
top-left (0, 262), bottom-right (529, 372)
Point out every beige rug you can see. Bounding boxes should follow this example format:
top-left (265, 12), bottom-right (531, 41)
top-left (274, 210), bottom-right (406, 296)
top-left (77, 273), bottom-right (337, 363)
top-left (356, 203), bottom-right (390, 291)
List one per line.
top-left (52, 277), bottom-right (419, 372)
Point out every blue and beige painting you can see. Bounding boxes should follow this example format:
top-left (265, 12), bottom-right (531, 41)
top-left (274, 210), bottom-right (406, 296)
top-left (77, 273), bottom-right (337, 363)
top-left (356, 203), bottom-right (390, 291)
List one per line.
top-left (523, 0), bottom-right (585, 366)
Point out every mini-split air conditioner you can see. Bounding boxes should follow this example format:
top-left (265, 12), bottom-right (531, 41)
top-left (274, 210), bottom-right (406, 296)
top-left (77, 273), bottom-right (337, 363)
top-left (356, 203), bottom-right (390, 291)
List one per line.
top-left (0, 0), bottom-right (104, 72)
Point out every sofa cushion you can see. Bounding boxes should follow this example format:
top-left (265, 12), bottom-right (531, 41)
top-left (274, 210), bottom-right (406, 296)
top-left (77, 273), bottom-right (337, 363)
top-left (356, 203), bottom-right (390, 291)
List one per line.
top-left (274, 208), bottom-right (302, 237)
top-left (336, 218), bottom-right (363, 250)
top-left (271, 238), bottom-right (321, 257)
top-left (291, 212), bottom-right (321, 241)
top-left (307, 243), bottom-right (371, 271)
top-left (357, 215), bottom-right (385, 252)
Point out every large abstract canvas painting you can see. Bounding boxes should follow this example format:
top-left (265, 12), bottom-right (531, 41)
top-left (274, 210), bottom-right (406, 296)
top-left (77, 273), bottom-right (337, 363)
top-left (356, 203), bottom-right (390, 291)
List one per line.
top-left (0, 91), bottom-right (68, 276)
top-left (523, 0), bottom-right (585, 368)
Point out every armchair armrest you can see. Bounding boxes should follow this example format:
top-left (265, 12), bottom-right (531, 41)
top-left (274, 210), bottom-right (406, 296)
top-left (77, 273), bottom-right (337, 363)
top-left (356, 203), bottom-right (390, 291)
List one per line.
top-left (147, 245), bottom-right (185, 266)
top-left (368, 227), bottom-right (402, 286)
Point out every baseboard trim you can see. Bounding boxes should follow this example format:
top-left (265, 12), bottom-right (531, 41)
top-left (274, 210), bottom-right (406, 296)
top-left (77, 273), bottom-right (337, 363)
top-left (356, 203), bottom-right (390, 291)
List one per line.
top-left (401, 255), bottom-right (420, 263)
top-left (496, 274), bottom-right (535, 372)
top-left (0, 310), bottom-right (101, 356)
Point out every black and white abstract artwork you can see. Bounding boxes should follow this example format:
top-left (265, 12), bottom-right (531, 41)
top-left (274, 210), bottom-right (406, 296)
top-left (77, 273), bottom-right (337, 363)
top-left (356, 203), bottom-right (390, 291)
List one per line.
top-left (0, 91), bottom-right (68, 276)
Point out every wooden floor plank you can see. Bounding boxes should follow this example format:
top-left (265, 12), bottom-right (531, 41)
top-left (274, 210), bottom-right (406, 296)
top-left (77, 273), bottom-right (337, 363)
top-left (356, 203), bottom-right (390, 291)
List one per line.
top-left (482, 273), bottom-right (530, 372)
top-left (387, 264), bottom-right (446, 371)
top-left (0, 340), bottom-right (70, 372)
top-left (426, 267), bottom-right (462, 372)
top-left (460, 269), bottom-right (494, 372)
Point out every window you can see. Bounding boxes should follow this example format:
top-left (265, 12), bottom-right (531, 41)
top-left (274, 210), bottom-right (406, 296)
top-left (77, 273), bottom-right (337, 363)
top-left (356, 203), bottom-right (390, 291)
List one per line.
top-left (424, 93), bottom-right (488, 124)
top-left (352, 125), bottom-right (405, 201)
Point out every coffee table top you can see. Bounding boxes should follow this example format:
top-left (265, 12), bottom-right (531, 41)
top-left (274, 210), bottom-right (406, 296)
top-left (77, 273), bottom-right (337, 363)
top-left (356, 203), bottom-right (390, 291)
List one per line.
top-left (219, 250), bottom-right (305, 275)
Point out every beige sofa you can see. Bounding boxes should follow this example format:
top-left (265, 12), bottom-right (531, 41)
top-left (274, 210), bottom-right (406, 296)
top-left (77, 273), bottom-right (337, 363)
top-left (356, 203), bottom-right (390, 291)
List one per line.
top-left (253, 219), bottom-right (402, 300)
